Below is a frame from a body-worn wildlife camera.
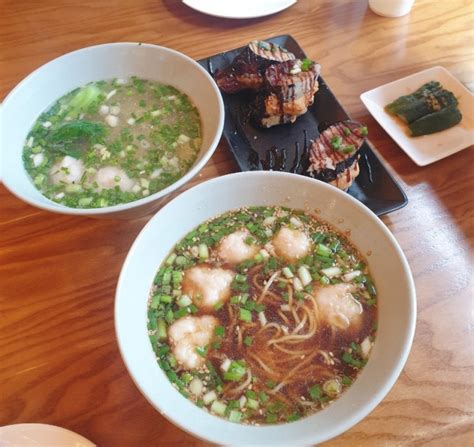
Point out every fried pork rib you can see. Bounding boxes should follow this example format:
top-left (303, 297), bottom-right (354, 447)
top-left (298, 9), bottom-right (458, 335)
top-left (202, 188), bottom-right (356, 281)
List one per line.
top-left (307, 121), bottom-right (368, 190)
top-left (214, 41), bottom-right (295, 94)
top-left (254, 59), bottom-right (321, 128)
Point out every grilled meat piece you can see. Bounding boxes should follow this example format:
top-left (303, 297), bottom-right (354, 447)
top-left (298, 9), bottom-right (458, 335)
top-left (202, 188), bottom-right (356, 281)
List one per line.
top-left (254, 59), bottom-right (321, 128)
top-left (214, 41), bottom-right (295, 94)
top-left (307, 121), bottom-right (368, 190)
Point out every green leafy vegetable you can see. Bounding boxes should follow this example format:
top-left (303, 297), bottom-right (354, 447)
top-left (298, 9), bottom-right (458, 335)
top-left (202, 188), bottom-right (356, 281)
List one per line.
top-left (49, 121), bottom-right (107, 158)
top-left (66, 85), bottom-right (102, 117)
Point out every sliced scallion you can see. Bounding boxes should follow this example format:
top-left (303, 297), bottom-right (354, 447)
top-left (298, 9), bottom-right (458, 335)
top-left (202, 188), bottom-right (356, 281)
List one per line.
top-left (297, 265), bottom-right (312, 286)
top-left (211, 400), bottom-right (227, 416)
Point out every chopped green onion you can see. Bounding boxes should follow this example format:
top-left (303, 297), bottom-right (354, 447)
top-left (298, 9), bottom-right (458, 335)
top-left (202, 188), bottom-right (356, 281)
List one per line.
top-left (175, 255), bottom-right (189, 266)
top-left (203, 390), bottom-right (217, 405)
top-left (211, 341), bottom-right (221, 349)
top-left (78, 197), bottom-right (93, 207)
top-left (181, 372), bottom-right (193, 384)
top-left (287, 413), bottom-right (300, 422)
top-left (330, 135), bottom-right (342, 150)
top-left (342, 144), bottom-right (355, 153)
top-left (244, 236), bottom-right (255, 245)
top-left (213, 302), bottom-right (224, 311)
top-left (198, 243), bottom-right (209, 260)
top-left (309, 384), bottom-right (322, 400)
top-left (320, 266), bottom-right (341, 278)
top-left (266, 413), bottom-right (278, 423)
top-left (157, 319), bottom-right (167, 341)
top-left (162, 269), bottom-right (172, 285)
top-left (243, 300), bottom-right (256, 311)
top-left (245, 390), bottom-right (257, 399)
top-left (293, 277), bottom-right (304, 292)
top-left (255, 303), bottom-right (266, 312)
top-left (342, 351), bottom-right (365, 368)
top-left (323, 379), bottom-right (342, 397)
top-left (195, 346), bottom-right (208, 357)
top-left (300, 58), bottom-right (313, 71)
top-left (157, 345), bottom-right (170, 356)
top-left (159, 294), bottom-right (172, 304)
top-left (214, 326), bottom-right (225, 337)
top-left (174, 307), bottom-right (189, 319)
top-left (297, 265), bottom-right (312, 286)
top-left (235, 273), bottom-right (247, 283)
top-left (166, 253), bottom-right (177, 265)
top-left (165, 309), bottom-right (174, 323)
top-left (266, 379), bottom-right (276, 389)
top-left (359, 126), bottom-right (368, 136)
top-left (189, 304), bottom-right (198, 314)
top-left (317, 243), bottom-right (332, 257)
top-left (247, 398), bottom-right (259, 410)
top-left (172, 270), bottom-right (182, 285)
top-left (295, 291), bottom-right (305, 301)
top-left (211, 400), bottom-right (227, 416)
top-left (282, 267), bottom-right (294, 279)
top-left (342, 375), bottom-right (353, 385)
top-left (150, 294), bottom-right (161, 309)
top-left (228, 410), bottom-right (242, 423)
top-left (168, 354), bottom-right (177, 368)
top-left (244, 336), bottom-right (253, 346)
top-left (319, 275), bottom-right (331, 285)
top-left (239, 308), bottom-right (252, 323)
top-left (177, 294), bottom-right (192, 307)
top-left (223, 361), bottom-right (246, 381)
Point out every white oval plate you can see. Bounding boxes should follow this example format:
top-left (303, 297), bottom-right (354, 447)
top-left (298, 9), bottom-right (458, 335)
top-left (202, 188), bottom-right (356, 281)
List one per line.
top-left (182, 0), bottom-right (297, 19)
top-left (0, 424), bottom-right (95, 447)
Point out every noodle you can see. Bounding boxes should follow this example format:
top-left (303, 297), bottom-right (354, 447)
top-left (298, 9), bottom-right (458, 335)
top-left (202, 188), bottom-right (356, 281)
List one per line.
top-left (257, 270), bottom-right (281, 303)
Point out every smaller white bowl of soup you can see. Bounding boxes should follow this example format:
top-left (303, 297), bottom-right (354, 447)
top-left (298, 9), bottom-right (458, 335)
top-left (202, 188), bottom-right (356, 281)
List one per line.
top-left (115, 171), bottom-right (416, 445)
top-left (0, 43), bottom-right (224, 218)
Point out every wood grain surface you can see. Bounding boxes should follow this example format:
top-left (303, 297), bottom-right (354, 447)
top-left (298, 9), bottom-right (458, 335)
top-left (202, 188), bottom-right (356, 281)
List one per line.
top-left (1, 1), bottom-right (473, 446)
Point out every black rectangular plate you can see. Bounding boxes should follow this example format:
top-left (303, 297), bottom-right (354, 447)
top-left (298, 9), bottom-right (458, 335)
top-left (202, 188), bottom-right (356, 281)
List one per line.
top-left (198, 35), bottom-right (408, 216)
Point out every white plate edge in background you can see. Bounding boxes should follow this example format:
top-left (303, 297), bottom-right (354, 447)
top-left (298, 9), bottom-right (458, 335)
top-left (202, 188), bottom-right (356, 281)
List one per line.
top-left (0, 424), bottom-right (96, 447)
top-left (182, 0), bottom-right (297, 19)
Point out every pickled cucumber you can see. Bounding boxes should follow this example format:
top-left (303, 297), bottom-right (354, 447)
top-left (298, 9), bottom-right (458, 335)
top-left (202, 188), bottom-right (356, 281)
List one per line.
top-left (385, 81), bottom-right (442, 115)
top-left (394, 90), bottom-right (458, 124)
top-left (409, 105), bottom-right (462, 136)
top-left (385, 80), bottom-right (462, 137)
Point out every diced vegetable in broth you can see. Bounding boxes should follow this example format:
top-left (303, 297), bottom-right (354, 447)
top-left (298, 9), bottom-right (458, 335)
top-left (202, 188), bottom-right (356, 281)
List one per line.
top-left (147, 206), bottom-right (378, 425)
top-left (23, 77), bottom-right (202, 208)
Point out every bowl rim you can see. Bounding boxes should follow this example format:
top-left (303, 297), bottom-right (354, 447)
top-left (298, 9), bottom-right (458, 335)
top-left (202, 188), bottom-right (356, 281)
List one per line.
top-left (0, 42), bottom-right (224, 215)
top-left (115, 171), bottom-right (417, 445)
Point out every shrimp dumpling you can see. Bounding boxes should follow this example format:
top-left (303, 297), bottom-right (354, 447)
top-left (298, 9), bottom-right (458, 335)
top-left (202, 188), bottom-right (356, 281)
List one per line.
top-left (182, 265), bottom-right (235, 310)
top-left (313, 283), bottom-right (363, 330)
top-left (217, 229), bottom-right (261, 265)
top-left (168, 315), bottom-right (218, 369)
top-left (272, 227), bottom-right (312, 262)
top-left (50, 156), bottom-right (85, 185)
top-left (95, 166), bottom-right (135, 192)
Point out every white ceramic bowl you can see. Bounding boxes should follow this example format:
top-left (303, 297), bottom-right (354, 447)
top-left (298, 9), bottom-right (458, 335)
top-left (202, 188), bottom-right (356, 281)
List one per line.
top-left (115, 171), bottom-right (416, 445)
top-left (0, 43), bottom-right (224, 218)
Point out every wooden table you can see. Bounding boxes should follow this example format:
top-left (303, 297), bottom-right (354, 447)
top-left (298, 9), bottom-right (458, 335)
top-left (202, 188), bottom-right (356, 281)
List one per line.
top-left (1, 1), bottom-right (473, 445)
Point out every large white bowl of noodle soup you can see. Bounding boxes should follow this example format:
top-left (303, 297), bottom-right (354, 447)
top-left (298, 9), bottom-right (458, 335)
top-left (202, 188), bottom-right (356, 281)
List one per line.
top-left (115, 171), bottom-right (416, 445)
top-left (0, 43), bottom-right (224, 219)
